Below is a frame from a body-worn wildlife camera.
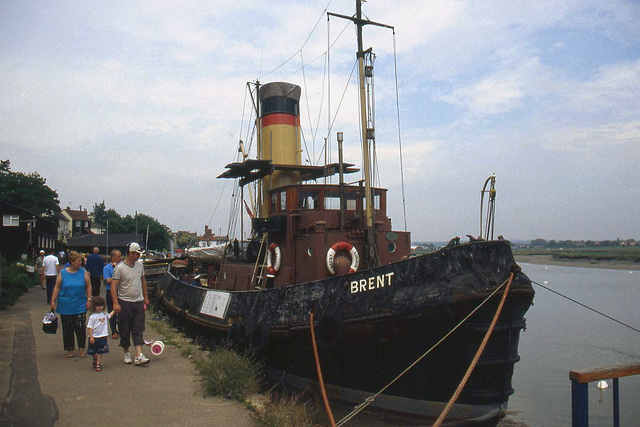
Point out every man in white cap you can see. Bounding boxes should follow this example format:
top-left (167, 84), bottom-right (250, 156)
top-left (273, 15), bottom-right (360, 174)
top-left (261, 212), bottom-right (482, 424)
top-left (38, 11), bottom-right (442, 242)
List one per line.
top-left (111, 243), bottom-right (150, 365)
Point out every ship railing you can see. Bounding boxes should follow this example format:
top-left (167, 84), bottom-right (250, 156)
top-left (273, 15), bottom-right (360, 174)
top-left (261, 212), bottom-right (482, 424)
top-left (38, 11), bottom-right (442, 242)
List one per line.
top-left (570, 361), bottom-right (640, 426)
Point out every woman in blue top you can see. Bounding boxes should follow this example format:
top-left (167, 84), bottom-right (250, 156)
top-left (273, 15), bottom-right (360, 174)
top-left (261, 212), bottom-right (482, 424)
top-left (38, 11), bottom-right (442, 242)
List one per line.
top-left (50, 251), bottom-right (92, 358)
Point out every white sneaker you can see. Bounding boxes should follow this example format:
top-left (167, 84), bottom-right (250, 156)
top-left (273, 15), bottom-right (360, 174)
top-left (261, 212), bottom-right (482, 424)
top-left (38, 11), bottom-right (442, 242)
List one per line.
top-left (134, 354), bottom-right (149, 365)
top-left (124, 352), bottom-right (132, 364)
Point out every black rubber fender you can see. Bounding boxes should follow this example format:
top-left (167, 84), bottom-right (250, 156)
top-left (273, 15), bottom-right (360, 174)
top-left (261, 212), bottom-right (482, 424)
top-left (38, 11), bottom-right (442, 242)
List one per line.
top-left (248, 323), bottom-right (269, 354)
top-left (315, 314), bottom-right (343, 350)
top-left (226, 322), bottom-right (247, 348)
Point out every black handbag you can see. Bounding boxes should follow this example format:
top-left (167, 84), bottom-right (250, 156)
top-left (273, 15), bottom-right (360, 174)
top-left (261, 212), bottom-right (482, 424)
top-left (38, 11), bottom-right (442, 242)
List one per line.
top-left (42, 311), bottom-right (58, 334)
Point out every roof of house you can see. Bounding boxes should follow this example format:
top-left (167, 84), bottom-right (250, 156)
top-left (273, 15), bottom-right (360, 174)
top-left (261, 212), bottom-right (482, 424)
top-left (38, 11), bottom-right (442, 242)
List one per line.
top-left (64, 207), bottom-right (91, 221)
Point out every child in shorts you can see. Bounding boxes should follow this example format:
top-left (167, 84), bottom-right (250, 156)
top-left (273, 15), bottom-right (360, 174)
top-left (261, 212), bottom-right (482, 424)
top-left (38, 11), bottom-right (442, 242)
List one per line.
top-left (87, 296), bottom-right (115, 372)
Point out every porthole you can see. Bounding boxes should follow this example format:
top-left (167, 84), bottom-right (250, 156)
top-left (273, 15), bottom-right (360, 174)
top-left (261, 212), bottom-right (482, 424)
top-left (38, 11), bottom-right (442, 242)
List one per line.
top-left (307, 246), bottom-right (313, 257)
top-left (387, 242), bottom-right (396, 253)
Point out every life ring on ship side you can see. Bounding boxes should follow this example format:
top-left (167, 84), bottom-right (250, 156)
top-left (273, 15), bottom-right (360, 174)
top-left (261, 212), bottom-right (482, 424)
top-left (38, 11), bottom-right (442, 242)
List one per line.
top-left (248, 323), bottom-right (269, 354)
top-left (326, 242), bottom-right (359, 275)
top-left (266, 243), bottom-right (282, 277)
top-left (315, 314), bottom-right (343, 350)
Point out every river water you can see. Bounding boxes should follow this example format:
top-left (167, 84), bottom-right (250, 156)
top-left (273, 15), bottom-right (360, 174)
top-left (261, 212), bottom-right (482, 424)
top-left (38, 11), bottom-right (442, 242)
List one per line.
top-left (505, 263), bottom-right (640, 426)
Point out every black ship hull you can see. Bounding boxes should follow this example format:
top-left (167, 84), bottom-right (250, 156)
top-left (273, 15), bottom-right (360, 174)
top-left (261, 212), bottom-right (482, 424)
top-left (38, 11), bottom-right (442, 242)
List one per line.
top-left (156, 240), bottom-right (534, 424)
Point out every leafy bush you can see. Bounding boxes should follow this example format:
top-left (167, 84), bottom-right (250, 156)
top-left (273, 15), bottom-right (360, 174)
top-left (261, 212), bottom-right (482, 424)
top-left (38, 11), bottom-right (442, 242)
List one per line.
top-left (194, 347), bottom-right (262, 400)
top-left (254, 393), bottom-right (314, 427)
top-left (0, 258), bottom-right (37, 309)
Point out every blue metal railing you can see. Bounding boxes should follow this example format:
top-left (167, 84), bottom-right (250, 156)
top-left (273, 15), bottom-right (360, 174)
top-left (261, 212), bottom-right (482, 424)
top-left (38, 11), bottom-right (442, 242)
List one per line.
top-left (570, 361), bottom-right (640, 426)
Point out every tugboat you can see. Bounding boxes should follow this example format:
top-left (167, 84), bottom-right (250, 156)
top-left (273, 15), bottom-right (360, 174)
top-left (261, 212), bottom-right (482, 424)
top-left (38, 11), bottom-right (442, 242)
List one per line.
top-left (157, 2), bottom-right (534, 424)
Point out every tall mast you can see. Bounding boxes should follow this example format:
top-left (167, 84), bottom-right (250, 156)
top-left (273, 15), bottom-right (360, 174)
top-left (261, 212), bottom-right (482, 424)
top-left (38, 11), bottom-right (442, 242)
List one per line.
top-left (328, 1), bottom-right (393, 267)
top-left (355, 0), bottom-right (372, 233)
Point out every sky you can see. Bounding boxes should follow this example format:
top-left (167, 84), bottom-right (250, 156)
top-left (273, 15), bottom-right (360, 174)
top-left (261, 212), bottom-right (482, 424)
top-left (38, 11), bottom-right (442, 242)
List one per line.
top-left (1, 0), bottom-right (639, 243)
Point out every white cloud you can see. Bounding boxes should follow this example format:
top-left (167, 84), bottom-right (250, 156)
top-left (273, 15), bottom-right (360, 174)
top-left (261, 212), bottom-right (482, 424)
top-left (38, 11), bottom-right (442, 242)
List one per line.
top-left (1, 0), bottom-right (639, 241)
top-left (541, 121), bottom-right (640, 152)
top-left (440, 57), bottom-right (545, 116)
top-left (567, 59), bottom-right (640, 117)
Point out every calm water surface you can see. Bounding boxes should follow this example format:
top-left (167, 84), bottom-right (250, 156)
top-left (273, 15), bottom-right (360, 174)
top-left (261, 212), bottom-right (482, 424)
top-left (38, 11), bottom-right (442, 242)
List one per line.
top-left (505, 263), bottom-right (640, 426)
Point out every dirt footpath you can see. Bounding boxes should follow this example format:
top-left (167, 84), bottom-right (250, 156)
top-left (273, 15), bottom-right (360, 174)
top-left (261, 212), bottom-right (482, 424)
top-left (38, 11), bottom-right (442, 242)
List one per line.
top-left (0, 287), bottom-right (254, 427)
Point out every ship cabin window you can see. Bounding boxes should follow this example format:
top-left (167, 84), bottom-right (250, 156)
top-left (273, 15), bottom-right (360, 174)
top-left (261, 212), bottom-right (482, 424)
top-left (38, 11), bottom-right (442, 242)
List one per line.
top-left (270, 190), bottom-right (287, 212)
top-left (299, 190), bottom-right (319, 210)
top-left (364, 193), bottom-right (381, 210)
top-left (324, 191), bottom-right (357, 211)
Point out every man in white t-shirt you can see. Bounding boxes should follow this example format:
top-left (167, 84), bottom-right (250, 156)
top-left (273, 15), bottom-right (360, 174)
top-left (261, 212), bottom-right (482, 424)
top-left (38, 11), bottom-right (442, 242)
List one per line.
top-left (41, 249), bottom-right (60, 304)
top-left (111, 243), bottom-right (150, 366)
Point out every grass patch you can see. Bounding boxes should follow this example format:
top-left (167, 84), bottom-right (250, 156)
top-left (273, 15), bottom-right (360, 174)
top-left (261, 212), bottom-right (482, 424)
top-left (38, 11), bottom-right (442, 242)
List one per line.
top-left (254, 392), bottom-right (314, 427)
top-left (148, 310), bottom-right (314, 426)
top-left (194, 347), bottom-right (261, 400)
top-left (1, 258), bottom-right (38, 309)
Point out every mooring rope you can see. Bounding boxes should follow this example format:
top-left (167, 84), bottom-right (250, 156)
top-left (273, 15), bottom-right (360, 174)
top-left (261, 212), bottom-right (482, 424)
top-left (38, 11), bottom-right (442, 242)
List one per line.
top-left (528, 276), bottom-right (640, 335)
top-left (309, 310), bottom-right (337, 427)
top-left (433, 272), bottom-right (514, 426)
top-left (335, 274), bottom-right (514, 426)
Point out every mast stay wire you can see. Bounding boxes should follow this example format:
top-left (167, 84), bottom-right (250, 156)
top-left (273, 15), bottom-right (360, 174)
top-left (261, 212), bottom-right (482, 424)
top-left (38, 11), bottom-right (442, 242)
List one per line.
top-left (327, 14), bottom-right (331, 179)
top-left (300, 50), bottom-right (319, 165)
top-left (309, 53), bottom-right (328, 164)
top-left (529, 277), bottom-right (640, 335)
top-left (280, 20), bottom-right (351, 83)
top-left (280, 19), bottom-right (351, 165)
top-left (258, 0), bottom-right (334, 82)
top-left (209, 82), bottom-right (255, 231)
top-left (392, 30), bottom-right (408, 231)
top-left (314, 59), bottom-right (358, 167)
top-left (223, 84), bottom-right (258, 238)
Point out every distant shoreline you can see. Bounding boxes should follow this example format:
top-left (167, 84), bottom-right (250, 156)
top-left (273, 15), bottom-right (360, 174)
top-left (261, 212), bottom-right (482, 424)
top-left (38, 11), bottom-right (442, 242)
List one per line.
top-left (515, 254), bottom-right (640, 271)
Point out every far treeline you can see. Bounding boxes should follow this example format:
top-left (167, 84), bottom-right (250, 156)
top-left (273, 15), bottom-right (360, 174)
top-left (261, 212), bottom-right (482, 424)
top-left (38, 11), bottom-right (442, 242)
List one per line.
top-left (516, 238), bottom-right (640, 263)
top-left (527, 238), bottom-right (638, 248)
top-left (1, 159), bottom-right (179, 251)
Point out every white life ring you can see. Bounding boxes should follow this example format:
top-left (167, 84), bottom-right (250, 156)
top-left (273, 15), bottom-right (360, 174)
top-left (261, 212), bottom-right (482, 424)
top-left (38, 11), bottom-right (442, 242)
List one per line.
top-left (266, 243), bottom-right (281, 277)
top-left (326, 242), bottom-right (359, 275)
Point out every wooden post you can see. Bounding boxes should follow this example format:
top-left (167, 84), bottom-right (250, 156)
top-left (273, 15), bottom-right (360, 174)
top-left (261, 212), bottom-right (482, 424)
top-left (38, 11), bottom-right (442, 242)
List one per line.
top-left (571, 380), bottom-right (588, 427)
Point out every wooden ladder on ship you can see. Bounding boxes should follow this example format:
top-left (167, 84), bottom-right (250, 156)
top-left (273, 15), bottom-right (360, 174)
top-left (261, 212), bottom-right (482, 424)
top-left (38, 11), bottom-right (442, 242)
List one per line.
top-left (251, 234), bottom-right (268, 289)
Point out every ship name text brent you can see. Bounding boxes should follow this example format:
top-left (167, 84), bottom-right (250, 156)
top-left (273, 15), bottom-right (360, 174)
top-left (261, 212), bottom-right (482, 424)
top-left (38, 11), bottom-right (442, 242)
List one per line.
top-left (350, 272), bottom-right (395, 294)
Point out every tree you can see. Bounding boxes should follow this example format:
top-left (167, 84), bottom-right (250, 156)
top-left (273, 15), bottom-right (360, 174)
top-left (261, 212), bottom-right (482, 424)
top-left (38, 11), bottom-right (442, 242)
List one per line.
top-left (530, 238), bottom-right (548, 248)
top-left (92, 202), bottom-right (172, 250)
top-left (0, 159), bottom-right (60, 217)
top-left (176, 231), bottom-right (198, 248)
top-left (92, 201), bottom-right (108, 225)
top-left (136, 213), bottom-right (171, 251)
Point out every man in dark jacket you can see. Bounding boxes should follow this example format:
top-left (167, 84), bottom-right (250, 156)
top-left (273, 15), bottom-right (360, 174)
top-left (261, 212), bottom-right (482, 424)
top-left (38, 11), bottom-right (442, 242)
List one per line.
top-left (85, 247), bottom-right (104, 297)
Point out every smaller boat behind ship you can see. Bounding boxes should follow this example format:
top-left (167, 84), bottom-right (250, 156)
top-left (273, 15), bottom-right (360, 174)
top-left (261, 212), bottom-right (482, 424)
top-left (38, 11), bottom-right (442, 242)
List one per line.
top-left (157, 2), bottom-right (534, 424)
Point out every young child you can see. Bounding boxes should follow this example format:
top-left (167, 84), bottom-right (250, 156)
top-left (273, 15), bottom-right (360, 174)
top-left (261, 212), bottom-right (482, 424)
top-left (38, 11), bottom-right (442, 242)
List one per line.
top-left (87, 296), bottom-right (115, 372)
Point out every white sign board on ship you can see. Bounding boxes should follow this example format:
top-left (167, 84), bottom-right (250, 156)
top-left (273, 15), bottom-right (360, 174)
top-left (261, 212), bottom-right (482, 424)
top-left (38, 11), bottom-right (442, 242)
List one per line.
top-left (201, 290), bottom-right (231, 319)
